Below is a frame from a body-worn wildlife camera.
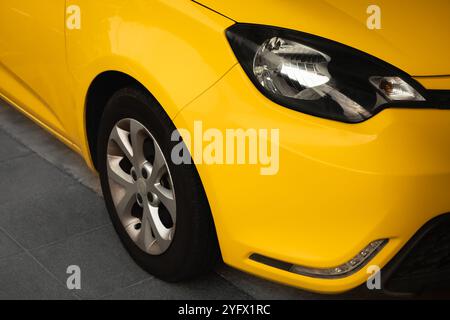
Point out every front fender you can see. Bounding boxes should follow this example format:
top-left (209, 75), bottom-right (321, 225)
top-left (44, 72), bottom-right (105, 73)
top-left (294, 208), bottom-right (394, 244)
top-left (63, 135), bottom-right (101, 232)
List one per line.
top-left (66, 0), bottom-right (237, 162)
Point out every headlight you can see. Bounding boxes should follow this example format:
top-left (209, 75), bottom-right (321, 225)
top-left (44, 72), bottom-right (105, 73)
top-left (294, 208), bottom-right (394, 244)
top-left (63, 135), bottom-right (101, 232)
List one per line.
top-left (226, 24), bottom-right (427, 123)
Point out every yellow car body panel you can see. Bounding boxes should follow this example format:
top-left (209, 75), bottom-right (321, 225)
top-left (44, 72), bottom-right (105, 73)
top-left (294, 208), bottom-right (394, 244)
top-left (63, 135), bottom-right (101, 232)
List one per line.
top-left (66, 0), bottom-right (237, 165)
top-left (1, 0), bottom-right (237, 164)
top-left (0, 1), bottom-right (78, 147)
top-left (0, 0), bottom-right (449, 293)
top-left (175, 66), bottom-right (450, 293)
top-left (197, 0), bottom-right (450, 76)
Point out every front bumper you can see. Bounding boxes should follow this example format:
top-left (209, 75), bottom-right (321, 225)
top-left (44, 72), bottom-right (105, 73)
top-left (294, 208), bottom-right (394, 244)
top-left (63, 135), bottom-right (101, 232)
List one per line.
top-left (174, 65), bottom-right (450, 293)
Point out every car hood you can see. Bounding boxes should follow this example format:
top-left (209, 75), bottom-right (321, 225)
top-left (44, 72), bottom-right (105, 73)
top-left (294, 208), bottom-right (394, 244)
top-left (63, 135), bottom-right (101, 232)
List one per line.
top-left (196, 0), bottom-right (450, 76)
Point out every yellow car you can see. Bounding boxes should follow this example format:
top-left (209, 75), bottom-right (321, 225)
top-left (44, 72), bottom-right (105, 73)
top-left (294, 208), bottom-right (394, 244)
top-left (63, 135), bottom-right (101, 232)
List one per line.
top-left (1, 0), bottom-right (449, 294)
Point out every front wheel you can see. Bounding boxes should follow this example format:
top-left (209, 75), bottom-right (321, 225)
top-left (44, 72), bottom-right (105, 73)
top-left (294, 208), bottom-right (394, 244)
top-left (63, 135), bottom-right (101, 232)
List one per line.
top-left (97, 86), bottom-right (219, 281)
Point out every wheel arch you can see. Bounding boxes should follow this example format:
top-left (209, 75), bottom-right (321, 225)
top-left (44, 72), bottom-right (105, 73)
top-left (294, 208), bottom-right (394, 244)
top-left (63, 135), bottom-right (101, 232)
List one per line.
top-left (85, 71), bottom-right (148, 170)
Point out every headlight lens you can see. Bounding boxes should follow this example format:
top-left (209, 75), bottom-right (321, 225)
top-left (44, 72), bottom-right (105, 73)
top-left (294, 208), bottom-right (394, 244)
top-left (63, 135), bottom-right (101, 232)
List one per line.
top-left (254, 37), bottom-right (332, 93)
top-left (226, 24), bottom-right (427, 123)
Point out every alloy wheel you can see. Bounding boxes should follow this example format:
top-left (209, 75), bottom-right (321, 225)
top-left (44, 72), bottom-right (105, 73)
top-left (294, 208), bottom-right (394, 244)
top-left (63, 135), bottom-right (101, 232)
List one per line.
top-left (106, 118), bottom-right (176, 255)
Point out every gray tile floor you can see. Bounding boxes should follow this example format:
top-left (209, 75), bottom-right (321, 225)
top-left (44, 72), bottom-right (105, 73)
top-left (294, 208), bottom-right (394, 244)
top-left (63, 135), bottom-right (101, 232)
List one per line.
top-left (0, 99), bottom-right (445, 300)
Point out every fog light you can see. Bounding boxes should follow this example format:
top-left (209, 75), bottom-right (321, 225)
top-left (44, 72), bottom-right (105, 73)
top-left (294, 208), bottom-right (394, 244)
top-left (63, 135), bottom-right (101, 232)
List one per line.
top-left (290, 239), bottom-right (387, 278)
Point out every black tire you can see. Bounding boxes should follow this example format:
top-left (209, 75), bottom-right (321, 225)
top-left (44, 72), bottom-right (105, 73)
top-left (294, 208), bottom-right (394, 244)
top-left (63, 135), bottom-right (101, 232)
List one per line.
top-left (97, 85), bottom-right (219, 282)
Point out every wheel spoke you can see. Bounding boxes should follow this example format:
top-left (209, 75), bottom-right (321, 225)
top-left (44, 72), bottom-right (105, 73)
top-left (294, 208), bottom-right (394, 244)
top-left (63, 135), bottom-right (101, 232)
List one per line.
top-left (107, 155), bottom-right (134, 188)
top-left (144, 203), bottom-right (172, 252)
top-left (148, 144), bottom-right (166, 186)
top-left (110, 125), bottom-right (133, 162)
top-left (153, 184), bottom-right (176, 223)
top-left (137, 210), bottom-right (156, 252)
top-left (129, 120), bottom-right (146, 168)
top-left (115, 186), bottom-right (136, 220)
